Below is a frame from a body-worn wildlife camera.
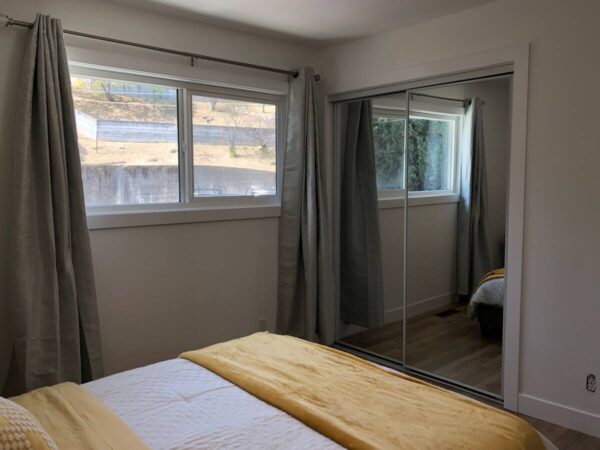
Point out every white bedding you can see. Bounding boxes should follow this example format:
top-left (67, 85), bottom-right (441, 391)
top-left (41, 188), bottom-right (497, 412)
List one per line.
top-left (85, 358), bottom-right (341, 450)
top-left (85, 358), bottom-right (557, 450)
top-left (468, 277), bottom-right (505, 319)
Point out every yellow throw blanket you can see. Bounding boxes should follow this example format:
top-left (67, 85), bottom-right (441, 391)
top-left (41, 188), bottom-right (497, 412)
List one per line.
top-left (477, 267), bottom-right (505, 289)
top-left (181, 332), bottom-right (544, 450)
top-left (12, 382), bottom-right (149, 450)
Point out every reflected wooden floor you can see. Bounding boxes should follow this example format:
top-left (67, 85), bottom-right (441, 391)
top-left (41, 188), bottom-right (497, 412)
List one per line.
top-left (340, 304), bottom-right (502, 395)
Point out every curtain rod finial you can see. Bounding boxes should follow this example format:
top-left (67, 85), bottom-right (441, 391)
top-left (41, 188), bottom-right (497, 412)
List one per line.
top-left (0, 13), bottom-right (12, 27)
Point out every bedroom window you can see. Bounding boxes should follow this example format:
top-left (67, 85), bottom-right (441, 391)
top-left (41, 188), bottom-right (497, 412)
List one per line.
top-left (373, 109), bottom-right (458, 196)
top-left (72, 76), bottom-right (180, 207)
top-left (70, 69), bottom-right (284, 218)
top-left (190, 94), bottom-right (277, 199)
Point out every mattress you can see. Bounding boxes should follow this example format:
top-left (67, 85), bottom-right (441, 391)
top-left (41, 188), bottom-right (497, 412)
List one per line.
top-left (85, 357), bottom-right (557, 450)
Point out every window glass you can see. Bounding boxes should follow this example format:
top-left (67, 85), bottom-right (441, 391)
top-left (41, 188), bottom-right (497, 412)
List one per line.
top-left (407, 118), bottom-right (452, 191)
top-left (71, 76), bottom-right (179, 206)
top-left (372, 114), bottom-right (453, 193)
top-left (373, 115), bottom-right (405, 190)
top-left (191, 95), bottom-right (277, 197)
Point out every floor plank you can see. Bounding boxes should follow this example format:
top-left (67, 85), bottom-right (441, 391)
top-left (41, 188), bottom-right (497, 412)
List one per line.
top-left (341, 305), bottom-right (502, 394)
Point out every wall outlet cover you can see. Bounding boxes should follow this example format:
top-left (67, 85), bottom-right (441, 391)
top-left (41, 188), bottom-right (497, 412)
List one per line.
top-left (586, 374), bottom-right (596, 393)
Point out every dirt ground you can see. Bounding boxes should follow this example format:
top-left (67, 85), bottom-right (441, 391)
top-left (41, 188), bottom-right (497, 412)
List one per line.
top-left (78, 136), bottom-right (276, 172)
top-left (71, 82), bottom-right (275, 128)
top-left (73, 79), bottom-right (276, 171)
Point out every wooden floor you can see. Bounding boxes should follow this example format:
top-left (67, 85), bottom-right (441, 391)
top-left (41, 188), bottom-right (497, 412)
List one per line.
top-left (339, 305), bottom-right (600, 449)
top-left (525, 415), bottom-right (600, 450)
top-left (341, 305), bottom-right (502, 395)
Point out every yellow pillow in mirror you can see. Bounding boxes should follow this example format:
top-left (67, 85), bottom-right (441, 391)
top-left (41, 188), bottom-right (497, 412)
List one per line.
top-left (0, 397), bottom-right (57, 450)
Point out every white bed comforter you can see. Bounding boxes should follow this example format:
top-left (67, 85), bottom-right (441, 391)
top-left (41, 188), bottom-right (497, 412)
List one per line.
top-left (85, 358), bottom-right (557, 450)
top-left (468, 277), bottom-right (505, 319)
top-left (85, 358), bottom-right (341, 450)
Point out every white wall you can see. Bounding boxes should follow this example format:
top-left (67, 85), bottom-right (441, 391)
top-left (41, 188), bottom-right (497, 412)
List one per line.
top-left (380, 204), bottom-right (456, 325)
top-left (89, 219), bottom-right (278, 375)
top-left (321, 0), bottom-right (600, 435)
top-left (0, 0), bottom-right (318, 385)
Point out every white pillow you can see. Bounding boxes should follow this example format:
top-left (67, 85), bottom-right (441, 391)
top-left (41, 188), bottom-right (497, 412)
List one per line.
top-left (0, 396), bottom-right (58, 450)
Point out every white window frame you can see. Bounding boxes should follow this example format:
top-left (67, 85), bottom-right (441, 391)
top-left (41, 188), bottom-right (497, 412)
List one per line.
top-left (408, 110), bottom-right (461, 197)
top-left (184, 87), bottom-right (284, 209)
top-left (69, 64), bottom-right (286, 229)
top-left (372, 105), bottom-right (462, 206)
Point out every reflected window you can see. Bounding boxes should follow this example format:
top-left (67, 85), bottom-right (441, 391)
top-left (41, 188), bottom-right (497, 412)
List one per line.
top-left (372, 110), bottom-right (457, 194)
top-left (373, 114), bottom-right (405, 191)
top-left (407, 117), bottom-right (453, 192)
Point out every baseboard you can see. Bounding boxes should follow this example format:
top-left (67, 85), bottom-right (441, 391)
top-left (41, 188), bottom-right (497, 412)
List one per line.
top-left (519, 394), bottom-right (600, 438)
top-left (385, 292), bottom-right (454, 322)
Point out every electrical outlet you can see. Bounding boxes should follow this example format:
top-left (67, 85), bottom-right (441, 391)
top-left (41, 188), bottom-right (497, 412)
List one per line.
top-left (258, 317), bottom-right (267, 331)
top-left (586, 374), bottom-right (596, 393)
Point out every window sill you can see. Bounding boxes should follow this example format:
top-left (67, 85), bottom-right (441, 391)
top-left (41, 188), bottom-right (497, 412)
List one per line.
top-left (87, 204), bottom-right (281, 230)
top-left (378, 193), bottom-right (459, 209)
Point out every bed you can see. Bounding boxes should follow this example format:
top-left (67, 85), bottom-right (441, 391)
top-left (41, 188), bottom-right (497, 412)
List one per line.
top-left (86, 358), bottom-right (341, 450)
top-left (468, 268), bottom-right (505, 338)
top-left (5, 332), bottom-right (556, 450)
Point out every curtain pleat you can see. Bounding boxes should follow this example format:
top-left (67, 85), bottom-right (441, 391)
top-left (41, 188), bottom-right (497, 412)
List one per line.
top-left (338, 100), bottom-right (384, 328)
top-left (457, 97), bottom-right (494, 296)
top-left (276, 67), bottom-right (335, 344)
top-left (5, 14), bottom-right (104, 395)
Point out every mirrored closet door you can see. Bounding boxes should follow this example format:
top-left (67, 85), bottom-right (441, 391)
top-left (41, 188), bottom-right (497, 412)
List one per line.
top-left (405, 77), bottom-right (511, 398)
top-left (336, 93), bottom-right (407, 364)
top-left (334, 73), bottom-right (513, 399)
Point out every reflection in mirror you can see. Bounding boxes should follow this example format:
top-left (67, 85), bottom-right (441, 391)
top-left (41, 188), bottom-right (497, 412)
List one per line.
top-left (335, 77), bottom-right (512, 398)
top-left (337, 93), bottom-right (407, 363)
top-left (405, 77), bottom-right (511, 397)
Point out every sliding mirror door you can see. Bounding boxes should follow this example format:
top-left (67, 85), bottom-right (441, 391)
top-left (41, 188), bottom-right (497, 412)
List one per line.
top-left (404, 76), bottom-right (512, 397)
top-left (337, 93), bottom-right (408, 364)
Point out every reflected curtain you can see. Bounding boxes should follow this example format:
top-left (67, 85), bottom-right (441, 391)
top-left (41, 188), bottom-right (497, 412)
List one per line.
top-left (339, 100), bottom-right (384, 328)
top-left (5, 14), bottom-right (104, 395)
top-left (457, 97), bottom-right (494, 296)
top-left (276, 67), bottom-right (335, 344)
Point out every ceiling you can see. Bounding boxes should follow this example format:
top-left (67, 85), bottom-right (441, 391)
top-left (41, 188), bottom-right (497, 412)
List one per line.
top-left (110, 0), bottom-right (498, 48)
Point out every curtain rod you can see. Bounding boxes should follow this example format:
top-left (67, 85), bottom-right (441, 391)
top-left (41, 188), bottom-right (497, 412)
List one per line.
top-left (410, 92), bottom-right (469, 106)
top-left (1, 13), bottom-right (321, 80)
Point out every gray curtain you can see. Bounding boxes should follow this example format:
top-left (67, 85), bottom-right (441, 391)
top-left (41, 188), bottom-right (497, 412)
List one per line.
top-left (276, 67), bottom-right (335, 344)
top-left (5, 14), bottom-right (104, 395)
top-left (457, 97), bottom-right (493, 296)
top-left (339, 100), bottom-right (384, 328)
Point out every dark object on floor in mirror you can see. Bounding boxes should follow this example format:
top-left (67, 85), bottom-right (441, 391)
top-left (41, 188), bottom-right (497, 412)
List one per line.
top-left (478, 304), bottom-right (503, 340)
top-left (436, 308), bottom-right (461, 318)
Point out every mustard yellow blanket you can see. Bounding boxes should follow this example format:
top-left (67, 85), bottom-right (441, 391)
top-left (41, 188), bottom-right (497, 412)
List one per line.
top-left (181, 332), bottom-right (544, 450)
top-left (12, 382), bottom-right (149, 450)
top-left (477, 267), bottom-right (505, 289)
